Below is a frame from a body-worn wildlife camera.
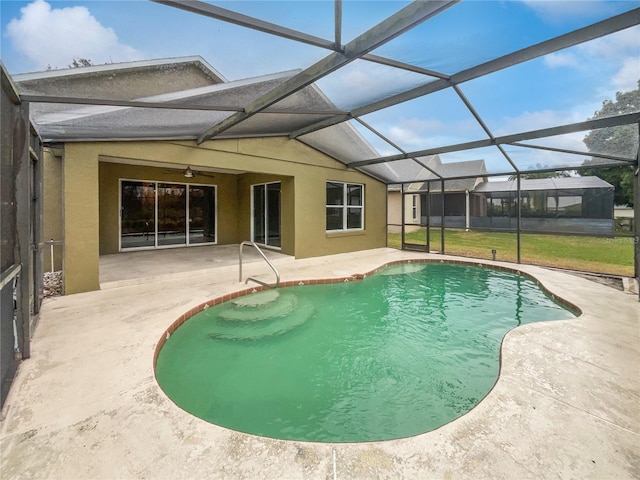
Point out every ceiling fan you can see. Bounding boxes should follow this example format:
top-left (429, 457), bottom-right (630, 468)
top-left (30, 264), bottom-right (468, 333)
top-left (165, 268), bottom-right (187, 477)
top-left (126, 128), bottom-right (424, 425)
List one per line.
top-left (164, 166), bottom-right (216, 179)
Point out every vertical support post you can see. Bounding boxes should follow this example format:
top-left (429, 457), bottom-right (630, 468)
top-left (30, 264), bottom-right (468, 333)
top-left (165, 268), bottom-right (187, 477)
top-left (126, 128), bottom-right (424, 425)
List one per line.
top-left (334, 0), bottom-right (342, 49)
top-left (400, 183), bottom-right (406, 249)
top-left (30, 130), bottom-right (43, 316)
top-left (465, 189), bottom-right (470, 231)
top-left (63, 144), bottom-right (100, 294)
top-left (516, 174), bottom-right (522, 264)
top-left (634, 124), bottom-right (639, 300)
top-left (15, 102), bottom-right (31, 359)
top-left (440, 179), bottom-right (445, 255)
top-left (426, 183), bottom-right (430, 252)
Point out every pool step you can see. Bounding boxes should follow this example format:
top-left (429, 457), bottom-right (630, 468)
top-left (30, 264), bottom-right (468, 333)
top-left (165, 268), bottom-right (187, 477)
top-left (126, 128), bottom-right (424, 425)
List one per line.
top-left (232, 289), bottom-right (280, 308)
top-left (378, 264), bottom-right (427, 276)
top-left (208, 293), bottom-right (314, 341)
top-left (220, 292), bottom-right (296, 321)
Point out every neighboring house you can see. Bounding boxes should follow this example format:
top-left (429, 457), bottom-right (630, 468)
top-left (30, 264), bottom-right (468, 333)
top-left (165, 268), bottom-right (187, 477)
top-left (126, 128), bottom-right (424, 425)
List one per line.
top-left (614, 206), bottom-right (634, 234)
top-left (13, 57), bottom-right (388, 294)
top-left (389, 164), bottom-right (615, 235)
top-left (387, 156), bottom-right (487, 231)
top-left (472, 176), bottom-right (615, 235)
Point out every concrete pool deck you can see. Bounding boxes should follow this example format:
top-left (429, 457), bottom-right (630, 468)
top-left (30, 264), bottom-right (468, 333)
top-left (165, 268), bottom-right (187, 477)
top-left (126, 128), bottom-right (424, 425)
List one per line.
top-left (1, 248), bottom-right (638, 479)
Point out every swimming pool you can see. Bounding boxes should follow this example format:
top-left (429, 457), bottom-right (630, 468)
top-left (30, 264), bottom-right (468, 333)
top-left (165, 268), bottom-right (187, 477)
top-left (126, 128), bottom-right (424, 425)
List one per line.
top-left (155, 261), bottom-right (577, 442)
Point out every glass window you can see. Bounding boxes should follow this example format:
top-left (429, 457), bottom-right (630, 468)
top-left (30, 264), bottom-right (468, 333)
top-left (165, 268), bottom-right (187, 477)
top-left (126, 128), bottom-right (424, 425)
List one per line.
top-left (326, 182), bottom-right (344, 206)
top-left (120, 179), bottom-right (216, 250)
top-left (326, 182), bottom-right (364, 231)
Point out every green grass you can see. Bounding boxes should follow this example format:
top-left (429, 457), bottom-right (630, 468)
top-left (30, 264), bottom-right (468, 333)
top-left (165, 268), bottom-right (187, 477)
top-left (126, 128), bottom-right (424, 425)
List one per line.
top-left (388, 228), bottom-right (634, 277)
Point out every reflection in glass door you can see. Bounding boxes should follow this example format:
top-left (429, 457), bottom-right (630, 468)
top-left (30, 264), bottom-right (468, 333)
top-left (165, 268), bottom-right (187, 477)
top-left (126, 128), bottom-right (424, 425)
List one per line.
top-left (121, 181), bottom-right (156, 249)
top-left (189, 186), bottom-right (216, 244)
top-left (158, 183), bottom-right (186, 246)
top-left (120, 180), bottom-right (216, 250)
top-left (252, 182), bottom-right (281, 248)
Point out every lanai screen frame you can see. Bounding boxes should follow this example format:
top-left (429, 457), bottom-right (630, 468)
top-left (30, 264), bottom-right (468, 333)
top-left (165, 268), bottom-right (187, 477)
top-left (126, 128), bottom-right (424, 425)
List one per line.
top-left (14, 0), bottom-right (640, 282)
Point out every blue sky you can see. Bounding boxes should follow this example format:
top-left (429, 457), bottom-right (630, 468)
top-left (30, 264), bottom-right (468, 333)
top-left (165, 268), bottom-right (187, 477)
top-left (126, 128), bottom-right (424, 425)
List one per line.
top-left (1, 0), bottom-right (638, 171)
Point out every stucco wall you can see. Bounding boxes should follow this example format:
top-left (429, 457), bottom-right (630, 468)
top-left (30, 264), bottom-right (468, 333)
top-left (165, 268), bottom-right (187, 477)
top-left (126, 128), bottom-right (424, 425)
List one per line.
top-left (63, 144), bottom-right (100, 294)
top-left (236, 173), bottom-right (294, 255)
top-left (61, 137), bottom-right (386, 293)
top-left (42, 149), bottom-right (63, 271)
top-left (99, 162), bottom-right (240, 254)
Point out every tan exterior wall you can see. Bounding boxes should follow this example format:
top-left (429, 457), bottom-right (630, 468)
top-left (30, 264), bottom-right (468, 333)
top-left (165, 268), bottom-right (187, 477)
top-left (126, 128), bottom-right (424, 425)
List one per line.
top-left (236, 174), bottom-right (294, 255)
top-left (42, 149), bottom-right (63, 271)
top-left (59, 137), bottom-right (386, 293)
top-left (387, 190), bottom-right (423, 234)
top-left (387, 190), bottom-right (402, 233)
top-left (63, 144), bottom-right (100, 294)
top-left (98, 162), bottom-right (239, 254)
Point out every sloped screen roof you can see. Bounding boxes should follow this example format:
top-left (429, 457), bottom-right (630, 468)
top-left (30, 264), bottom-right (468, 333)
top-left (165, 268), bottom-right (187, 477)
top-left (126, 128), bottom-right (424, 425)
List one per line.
top-left (9, 1), bottom-right (640, 184)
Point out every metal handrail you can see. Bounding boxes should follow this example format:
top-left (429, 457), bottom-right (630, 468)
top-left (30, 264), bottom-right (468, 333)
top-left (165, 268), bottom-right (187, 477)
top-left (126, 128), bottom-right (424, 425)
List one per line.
top-left (239, 241), bottom-right (280, 289)
top-left (0, 264), bottom-right (21, 290)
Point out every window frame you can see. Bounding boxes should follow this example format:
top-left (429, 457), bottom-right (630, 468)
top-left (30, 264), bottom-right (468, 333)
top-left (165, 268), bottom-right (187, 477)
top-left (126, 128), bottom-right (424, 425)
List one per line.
top-left (325, 181), bottom-right (364, 232)
top-left (118, 178), bottom-right (217, 251)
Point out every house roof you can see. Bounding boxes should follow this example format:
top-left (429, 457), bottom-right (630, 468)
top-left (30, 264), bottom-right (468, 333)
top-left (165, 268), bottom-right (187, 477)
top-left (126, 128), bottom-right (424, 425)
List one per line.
top-left (13, 56), bottom-right (381, 178)
top-left (418, 157), bottom-right (487, 192)
top-left (13, 56), bottom-right (227, 83)
top-left (473, 176), bottom-right (614, 193)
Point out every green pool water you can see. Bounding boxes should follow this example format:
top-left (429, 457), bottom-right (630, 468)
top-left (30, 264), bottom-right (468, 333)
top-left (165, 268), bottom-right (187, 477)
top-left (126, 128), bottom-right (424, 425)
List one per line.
top-left (155, 262), bottom-right (576, 442)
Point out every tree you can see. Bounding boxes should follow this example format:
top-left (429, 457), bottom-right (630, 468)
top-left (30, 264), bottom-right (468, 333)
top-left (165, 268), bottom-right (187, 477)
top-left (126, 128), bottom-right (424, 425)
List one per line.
top-left (508, 166), bottom-right (570, 180)
top-left (581, 81), bottom-right (639, 207)
top-left (69, 58), bottom-right (93, 68)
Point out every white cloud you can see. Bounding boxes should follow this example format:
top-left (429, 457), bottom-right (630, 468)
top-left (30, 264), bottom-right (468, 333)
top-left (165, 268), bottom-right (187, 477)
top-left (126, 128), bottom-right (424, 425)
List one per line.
top-left (5, 0), bottom-right (142, 70)
top-left (495, 109), bottom-right (593, 169)
top-left (384, 117), bottom-right (446, 149)
top-left (521, 0), bottom-right (616, 23)
top-left (315, 61), bottom-right (429, 109)
top-left (544, 52), bottom-right (580, 69)
top-left (538, 26), bottom-right (639, 107)
top-left (578, 26), bottom-right (640, 99)
top-left (498, 109), bottom-right (584, 137)
top-left (613, 57), bottom-right (640, 92)
top-left (579, 26), bottom-right (640, 63)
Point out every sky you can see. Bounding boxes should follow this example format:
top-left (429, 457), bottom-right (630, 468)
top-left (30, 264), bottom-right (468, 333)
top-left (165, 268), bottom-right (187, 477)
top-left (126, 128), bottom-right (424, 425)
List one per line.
top-left (1, 0), bottom-right (639, 173)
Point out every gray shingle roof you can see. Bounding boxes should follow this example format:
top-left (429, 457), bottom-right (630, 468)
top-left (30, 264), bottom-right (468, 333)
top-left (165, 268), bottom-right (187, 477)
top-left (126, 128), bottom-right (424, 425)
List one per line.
top-left (418, 157), bottom-right (487, 192)
top-left (473, 176), bottom-right (613, 193)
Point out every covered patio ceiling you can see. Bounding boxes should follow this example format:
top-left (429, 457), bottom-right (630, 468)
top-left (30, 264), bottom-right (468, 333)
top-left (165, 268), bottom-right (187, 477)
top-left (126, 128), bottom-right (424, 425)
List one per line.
top-left (12, 0), bottom-right (640, 184)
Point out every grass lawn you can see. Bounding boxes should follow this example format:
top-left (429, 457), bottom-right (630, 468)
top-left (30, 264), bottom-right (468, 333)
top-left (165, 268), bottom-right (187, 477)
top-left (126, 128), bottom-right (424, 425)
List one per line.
top-left (388, 228), bottom-right (634, 277)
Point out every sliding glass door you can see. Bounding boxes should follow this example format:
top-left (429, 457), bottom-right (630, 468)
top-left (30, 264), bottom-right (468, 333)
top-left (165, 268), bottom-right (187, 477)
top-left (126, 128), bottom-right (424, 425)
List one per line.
top-left (158, 183), bottom-right (187, 246)
top-left (120, 181), bottom-right (156, 249)
top-left (120, 180), bottom-right (216, 250)
top-left (189, 185), bottom-right (216, 244)
top-left (252, 182), bottom-right (281, 248)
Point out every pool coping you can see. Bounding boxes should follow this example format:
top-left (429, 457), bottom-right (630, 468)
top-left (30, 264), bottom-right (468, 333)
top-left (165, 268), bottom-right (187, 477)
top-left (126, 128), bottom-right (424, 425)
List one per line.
top-left (2, 248), bottom-right (638, 479)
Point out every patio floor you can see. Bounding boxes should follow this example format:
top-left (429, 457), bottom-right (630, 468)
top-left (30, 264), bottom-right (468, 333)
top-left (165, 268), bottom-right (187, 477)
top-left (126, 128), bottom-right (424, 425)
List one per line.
top-left (99, 244), bottom-right (293, 287)
top-left (1, 248), bottom-right (638, 479)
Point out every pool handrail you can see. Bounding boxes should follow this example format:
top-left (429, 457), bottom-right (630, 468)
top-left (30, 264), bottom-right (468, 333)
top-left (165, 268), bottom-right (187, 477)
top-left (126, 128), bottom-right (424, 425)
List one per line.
top-left (239, 241), bottom-right (280, 289)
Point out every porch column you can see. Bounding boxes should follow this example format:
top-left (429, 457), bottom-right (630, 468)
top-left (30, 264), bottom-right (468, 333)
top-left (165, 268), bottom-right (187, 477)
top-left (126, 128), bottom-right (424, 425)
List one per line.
top-left (63, 145), bottom-right (100, 294)
top-left (465, 189), bottom-right (470, 231)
